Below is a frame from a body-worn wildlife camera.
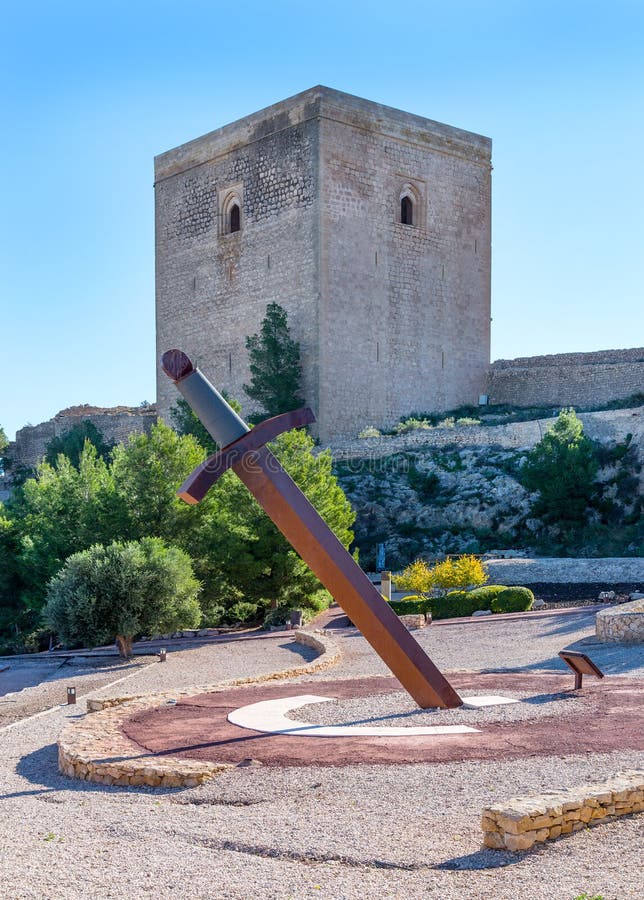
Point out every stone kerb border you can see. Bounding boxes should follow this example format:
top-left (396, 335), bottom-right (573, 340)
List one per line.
top-left (59, 630), bottom-right (340, 788)
top-left (596, 598), bottom-right (644, 643)
top-left (481, 771), bottom-right (644, 851)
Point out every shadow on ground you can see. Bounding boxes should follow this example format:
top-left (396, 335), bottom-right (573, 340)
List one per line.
top-left (515, 636), bottom-right (644, 676)
top-left (434, 849), bottom-right (520, 870)
top-left (5, 744), bottom-right (177, 799)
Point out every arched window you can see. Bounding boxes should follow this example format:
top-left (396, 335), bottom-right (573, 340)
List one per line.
top-left (400, 195), bottom-right (413, 226)
top-left (219, 188), bottom-right (243, 236)
top-left (230, 203), bottom-right (240, 233)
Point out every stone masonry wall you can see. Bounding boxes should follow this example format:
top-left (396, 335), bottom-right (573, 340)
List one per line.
top-left (10, 406), bottom-right (157, 470)
top-left (482, 771), bottom-right (644, 851)
top-left (488, 348), bottom-right (644, 408)
top-left (318, 91), bottom-right (491, 440)
top-left (155, 91), bottom-right (321, 429)
top-left (596, 598), bottom-right (644, 643)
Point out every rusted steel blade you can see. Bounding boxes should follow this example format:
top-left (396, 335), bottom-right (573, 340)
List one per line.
top-left (178, 408), bottom-right (316, 504)
top-left (231, 446), bottom-right (462, 709)
top-left (162, 349), bottom-right (461, 709)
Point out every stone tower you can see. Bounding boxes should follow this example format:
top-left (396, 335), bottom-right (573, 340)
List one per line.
top-left (155, 86), bottom-right (492, 441)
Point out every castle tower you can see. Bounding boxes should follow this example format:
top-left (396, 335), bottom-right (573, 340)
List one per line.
top-left (155, 86), bottom-right (492, 441)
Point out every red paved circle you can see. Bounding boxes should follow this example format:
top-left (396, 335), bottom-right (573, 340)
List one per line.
top-left (121, 673), bottom-right (644, 767)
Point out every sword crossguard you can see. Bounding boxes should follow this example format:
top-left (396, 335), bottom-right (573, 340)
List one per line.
top-left (178, 407), bottom-right (316, 505)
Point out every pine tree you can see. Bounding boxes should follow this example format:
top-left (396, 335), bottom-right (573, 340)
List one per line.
top-left (521, 408), bottom-right (598, 524)
top-left (244, 303), bottom-right (304, 419)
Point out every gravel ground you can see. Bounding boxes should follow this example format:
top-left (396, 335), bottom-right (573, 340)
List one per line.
top-left (0, 614), bottom-right (642, 899)
top-left (0, 658), bottom-right (152, 728)
top-left (290, 688), bottom-right (587, 728)
top-left (300, 607), bottom-right (644, 681)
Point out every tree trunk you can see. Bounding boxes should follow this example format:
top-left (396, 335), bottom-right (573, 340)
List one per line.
top-left (115, 635), bottom-right (133, 659)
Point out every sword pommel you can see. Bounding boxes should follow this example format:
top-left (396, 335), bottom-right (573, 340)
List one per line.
top-left (161, 349), bottom-right (194, 382)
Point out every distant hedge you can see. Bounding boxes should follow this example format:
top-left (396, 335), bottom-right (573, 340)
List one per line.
top-left (491, 587), bottom-right (535, 614)
top-left (391, 584), bottom-right (533, 620)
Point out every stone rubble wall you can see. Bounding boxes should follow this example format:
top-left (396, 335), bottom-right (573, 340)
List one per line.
top-left (9, 406), bottom-right (157, 470)
top-left (481, 771), bottom-right (644, 851)
top-left (488, 348), bottom-right (644, 409)
top-left (596, 598), bottom-right (644, 643)
top-left (324, 406), bottom-right (643, 459)
top-left (59, 630), bottom-right (339, 787)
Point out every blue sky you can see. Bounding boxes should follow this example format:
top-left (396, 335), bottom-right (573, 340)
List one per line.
top-left (2, 1), bottom-right (643, 440)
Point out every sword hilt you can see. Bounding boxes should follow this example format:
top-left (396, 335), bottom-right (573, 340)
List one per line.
top-left (162, 349), bottom-right (250, 449)
top-left (162, 349), bottom-right (316, 504)
top-left (177, 407), bottom-right (316, 504)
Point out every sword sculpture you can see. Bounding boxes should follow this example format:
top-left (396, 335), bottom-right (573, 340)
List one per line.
top-left (162, 349), bottom-right (462, 710)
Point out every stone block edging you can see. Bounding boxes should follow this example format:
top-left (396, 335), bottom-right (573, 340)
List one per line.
top-left (596, 598), bottom-right (644, 643)
top-left (481, 771), bottom-right (644, 851)
top-left (58, 629), bottom-right (340, 788)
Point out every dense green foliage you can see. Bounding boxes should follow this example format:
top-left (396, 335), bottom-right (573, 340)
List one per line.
top-left (391, 583), bottom-right (530, 619)
top-left (521, 409), bottom-right (598, 525)
top-left (45, 421), bottom-right (114, 468)
top-left (244, 303), bottom-right (304, 419)
top-left (44, 538), bottom-right (201, 657)
top-left (0, 420), bottom-right (355, 650)
top-left (0, 425), bottom-right (7, 458)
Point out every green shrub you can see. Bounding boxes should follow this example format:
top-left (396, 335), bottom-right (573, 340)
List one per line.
top-left (491, 587), bottom-right (534, 613)
top-left (201, 605), bottom-right (226, 627)
top-left (263, 605), bottom-right (321, 628)
top-left (226, 601), bottom-right (259, 624)
top-left (394, 417), bottom-right (432, 434)
top-left (44, 538), bottom-right (201, 657)
top-left (358, 426), bottom-right (381, 438)
top-left (262, 606), bottom-right (293, 628)
top-left (428, 590), bottom-right (488, 619)
top-left (392, 585), bottom-right (531, 619)
top-left (467, 585), bottom-right (507, 605)
top-left (22, 628), bottom-right (54, 653)
top-left (390, 596), bottom-right (431, 616)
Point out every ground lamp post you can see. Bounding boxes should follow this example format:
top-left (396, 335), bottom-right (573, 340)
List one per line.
top-left (162, 349), bottom-right (461, 710)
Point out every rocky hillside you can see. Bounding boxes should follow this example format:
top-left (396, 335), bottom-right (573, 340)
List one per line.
top-left (332, 412), bottom-right (643, 570)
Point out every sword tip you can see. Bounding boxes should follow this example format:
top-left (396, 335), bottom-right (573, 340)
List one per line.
top-left (162, 349), bottom-right (194, 382)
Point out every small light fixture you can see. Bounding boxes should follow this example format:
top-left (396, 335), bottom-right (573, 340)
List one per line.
top-left (66, 686), bottom-right (76, 705)
top-left (159, 648), bottom-right (167, 662)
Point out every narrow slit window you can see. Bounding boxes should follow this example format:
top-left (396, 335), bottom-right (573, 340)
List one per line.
top-left (230, 203), bottom-right (240, 233)
top-left (401, 195), bottom-right (413, 225)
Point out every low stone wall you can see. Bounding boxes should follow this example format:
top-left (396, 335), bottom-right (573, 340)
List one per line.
top-left (322, 406), bottom-right (643, 460)
top-left (59, 630), bottom-right (340, 786)
top-left (482, 771), bottom-right (644, 851)
top-left (58, 692), bottom-right (229, 787)
top-left (596, 598), bottom-right (644, 643)
top-left (484, 557), bottom-right (644, 586)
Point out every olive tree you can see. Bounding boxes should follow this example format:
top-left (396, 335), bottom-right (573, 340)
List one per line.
top-left (44, 537), bottom-right (201, 657)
